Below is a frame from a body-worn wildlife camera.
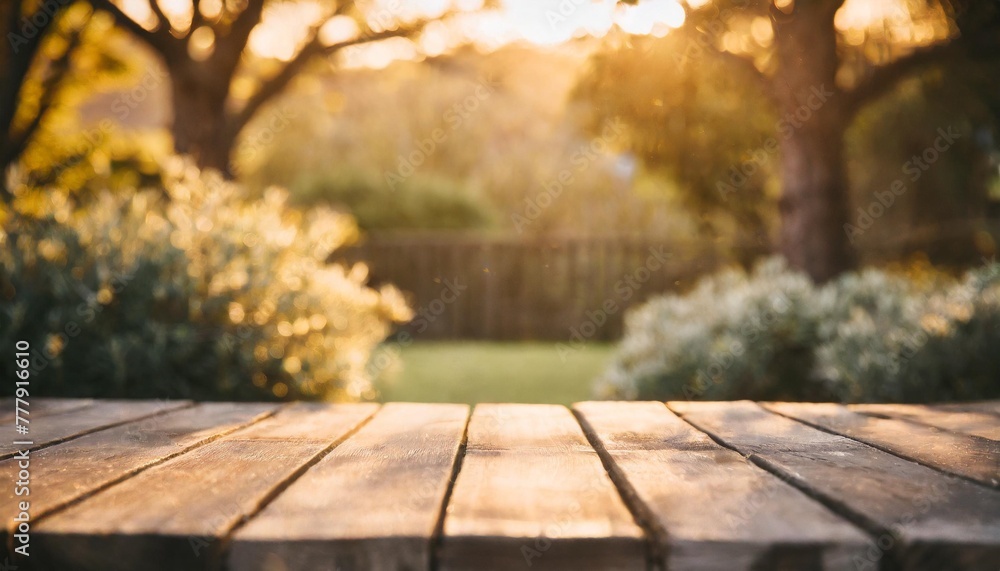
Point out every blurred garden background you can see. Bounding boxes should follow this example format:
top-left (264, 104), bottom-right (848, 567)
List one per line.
top-left (2, 0), bottom-right (1000, 404)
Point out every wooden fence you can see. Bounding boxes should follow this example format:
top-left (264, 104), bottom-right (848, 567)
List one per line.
top-left (341, 233), bottom-right (725, 341)
top-left (339, 220), bottom-right (1000, 341)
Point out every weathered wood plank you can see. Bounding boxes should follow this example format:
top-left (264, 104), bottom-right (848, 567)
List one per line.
top-left (850, 403), bottom-right (1000, 441)
top-left (929, 401), bottom-right (1000, 417)
top-left (0, 398), bottom-right (95, 424)
top-left (0, 399), bottom-right (190, 459)
top-left (574, 401), bottom-right (868, 571)
top-left (439, 404), bottom-right (645, 571)
top-left (670, 401), bottom-right (1000, 571)
top-left (30, 403), bottom-right (378, 571)
top-left (0, 401), bottom-right (278, 562)
top-left (765, 402), bottom-right (1000, 488)
top-left (228, 402), bottom-right (467, 571)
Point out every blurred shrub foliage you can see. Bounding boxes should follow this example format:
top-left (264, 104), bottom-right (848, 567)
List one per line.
top-left (599, 258), bottom-right (1000, 403)
top-left (0, 160), bottom-right (411, 401)
top-left (287, 166), bottom-right (493, 231)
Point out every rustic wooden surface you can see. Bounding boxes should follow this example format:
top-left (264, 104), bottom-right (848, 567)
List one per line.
top-left (850, 403), bottom-right (1000, 441)
top-left (32, 403), bottom-right (377, 571)
top-left (3, 398), bottom-right (999, 571)
top-left (228, 402), bottom-right (467, 571)
top-left (764, 402), bottom-right (1000, 488)
top-left (671, 400), bottom-right (1000, 571)
top-left (440, 404), bottom-right (645, 571)
top-left (574, 401), bottom-right (869, 570)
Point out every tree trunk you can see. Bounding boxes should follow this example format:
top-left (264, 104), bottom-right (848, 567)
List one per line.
top-left (778, 113), bottom-right (856, 282)
top-left (772, 0), bottom-right (857, 282)
top-left (169, 64), bottom-right (237, 178)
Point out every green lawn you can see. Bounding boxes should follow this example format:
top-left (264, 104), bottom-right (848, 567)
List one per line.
top-left (373, 342), bottom-right (615, 405)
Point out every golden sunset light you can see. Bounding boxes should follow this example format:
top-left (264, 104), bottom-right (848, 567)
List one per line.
top-left (3, 0), bottom-right (1000, 563)
top-left (112, 0), bottom-right (945, 69)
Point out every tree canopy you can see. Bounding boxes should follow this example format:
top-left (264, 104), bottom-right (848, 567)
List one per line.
top-left (580, 0), bottom-right (1000, 281)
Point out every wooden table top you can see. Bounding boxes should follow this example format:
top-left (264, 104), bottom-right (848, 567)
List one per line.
top-left (2, 398), bottom-right (998, 570)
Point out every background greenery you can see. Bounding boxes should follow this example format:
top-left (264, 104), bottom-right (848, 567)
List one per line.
top-left (374, 342), bottom-right (613, 405)
top-left (1, 161), bottom-right (411, 401)
top-left (600, 258), bottom-right (1000, 403)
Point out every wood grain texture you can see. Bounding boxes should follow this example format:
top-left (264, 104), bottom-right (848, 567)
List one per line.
top-left (228, 402), bottom-right (468, 571)
top-left (0, 398), bottom-right (95, 424)
top-left (670, 401), bottom-right (1000, 571)
top-left (29, 403), bottom-right (378, 571)
top-left (765, 402), bottom-right (1000, 488)
top-left (574, 401), bottom-right (868, 571)
top-left (851, 403), bottom-right (1000, 441)
top-left (0, 401), bottom-right (278, 564)
top-left (0, 399), bottom-right (190, 459)
top-left (439, 404), bottom-right (645, 571)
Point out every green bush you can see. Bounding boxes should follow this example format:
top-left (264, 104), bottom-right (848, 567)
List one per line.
top-left (598, 258), bottom-right (1000, 403)
top-left (0, 160), bottom-right (411, 401)
top-left (281, 167), bottom-right (494, 231)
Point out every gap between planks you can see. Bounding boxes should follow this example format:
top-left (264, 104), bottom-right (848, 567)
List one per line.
top-left (664, 402), bottom-right (891, 541)
top-left (763, 402), bottom-right (1000, 489)
top-left (671, 401), bottom-right (1000, 571)
top-left (437, 404), bottom-right (646, 570)
top-left (429, 409), bottom-right (471, 571)
top-left (227, 403), bottom-right (469, 571)
top-left (571, 406), bottom-right (666, 571)
top-left (3, 401), bottom-right (283, 563)
top-left (27, 403), bottom-right (378, 570)
top-left (0, 399), bottom-right (197, 460)
top-left (576, 402), bottom-right (870, 571)
top-left (17, 399), bottom-right (1000, 570)
top-left (850, 403), bottom-right (1000, 441)
top-left (215, 403), bottom-right (383, 566)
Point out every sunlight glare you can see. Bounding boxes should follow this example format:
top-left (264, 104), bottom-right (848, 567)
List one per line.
top-left (320, 16), bottom-right (361, 45)
top-left (340, 37), bottom-right (420, 69)
top-left (419, 20), bottom-right (452, 56)
top-left (616, 0), bottom-right (686, 35)
top-left (244, 0), bottom-right (694, 66)
top-left (188, 26), bottom-right (216, 60)
top-left (200, 0), bottom-right (223, 19)
top-left (249, 1), bottom-right (324, 60)
top-left (159, 0), bottom-right (193, 31)
top-left (835, 0), bottom-right (909, 32)
top-left (120, 0), bottom-right (157, 30)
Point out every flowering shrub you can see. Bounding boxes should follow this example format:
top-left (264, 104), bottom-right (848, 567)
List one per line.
top-left (598, 258), bottom-right (1000, 403)
top-left (817, 263), bottom-right (1000, 402)
top-left (0, 160), bottom-right (411, 401)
